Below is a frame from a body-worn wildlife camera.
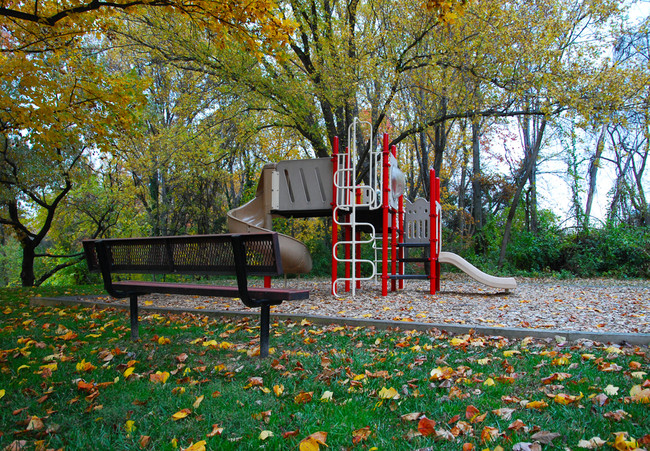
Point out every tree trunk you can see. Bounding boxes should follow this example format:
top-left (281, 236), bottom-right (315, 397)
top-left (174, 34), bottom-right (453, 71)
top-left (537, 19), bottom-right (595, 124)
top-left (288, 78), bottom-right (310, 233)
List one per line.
top-left (498, 118), bottom-right (546, 267)
top-left (584, 125), bottom-right (606, 229)
top-left (471, 120), bottom-right (483, 231)
top-left (20, 242), bottom-right (36, 287)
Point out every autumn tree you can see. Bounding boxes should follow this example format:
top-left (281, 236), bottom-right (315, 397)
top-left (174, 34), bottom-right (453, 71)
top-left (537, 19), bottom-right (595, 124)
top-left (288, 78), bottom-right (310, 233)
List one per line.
top-left (0, 0), bottom-right (296, 286)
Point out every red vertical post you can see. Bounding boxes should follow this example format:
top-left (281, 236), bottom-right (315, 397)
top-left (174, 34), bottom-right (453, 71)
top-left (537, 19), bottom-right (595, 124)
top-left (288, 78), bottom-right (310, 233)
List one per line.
top-left (429, 169), bottom-right (437, 295)
top-left (390, 145), bottom-right (397, 292)
top-left (331, 137), bottom-right (339, 295)
top-left (264, 276), bottom-right (271, 288)
top-left (394, 145), bottom-right (404, 290)
top-left (435, 175), bottom-right (441, 293)
top-left (381, 133), bottom-right (390, 296)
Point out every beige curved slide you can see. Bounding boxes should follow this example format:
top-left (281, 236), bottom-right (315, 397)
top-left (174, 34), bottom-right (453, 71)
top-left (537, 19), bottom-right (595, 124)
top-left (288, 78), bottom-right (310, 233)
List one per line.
top-left (227, 164), bottom-right (313, 274)
top-left (439, 251), bottom-right (517, 290)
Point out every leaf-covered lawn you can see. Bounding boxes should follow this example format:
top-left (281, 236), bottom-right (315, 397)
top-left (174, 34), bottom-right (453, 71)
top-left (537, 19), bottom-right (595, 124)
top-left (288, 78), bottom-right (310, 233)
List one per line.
top-left (0, 287), bottom-right (648, 450)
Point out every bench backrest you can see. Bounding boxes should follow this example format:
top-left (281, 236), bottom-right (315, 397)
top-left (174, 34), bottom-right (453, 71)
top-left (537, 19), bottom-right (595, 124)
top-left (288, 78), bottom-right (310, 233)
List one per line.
top-left (82, 233), bottom-right (283, 277)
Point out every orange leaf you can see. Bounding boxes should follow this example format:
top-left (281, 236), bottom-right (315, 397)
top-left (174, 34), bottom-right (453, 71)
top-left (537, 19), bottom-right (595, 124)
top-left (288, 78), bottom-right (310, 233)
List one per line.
top-left (462, 443), bottom-right (475, 451)
top-left (417, 417), bottom-right (436, 437)
top-left (282, 429), bottom-right (300, 439)
top-left (352, 426), bottom-right (371, 444)
top-left (294, 391), bottom-right (314, 404)
top-left (206, 424), bottom-right (223, 437)
top-left (480, 426), bottom-right (499, 443)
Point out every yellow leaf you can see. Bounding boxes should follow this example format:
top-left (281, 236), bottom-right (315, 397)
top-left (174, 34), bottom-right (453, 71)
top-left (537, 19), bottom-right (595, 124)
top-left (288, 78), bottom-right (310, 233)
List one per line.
top-left (76, 359), bottom-right (96, 372)
top-left (525, 400), bottom-right (548, 409)
top-left (320, 390), bottom-right (333, 402)
top-left (483, 378), bottom-right (495, 387)
top-left (0, 389), bottom-right (4, 399)
top-left (259, 430), bottom-right (274, 440)
top-left (193, 395), bottom-right (204, 409)
top-left (171, 408), bottom-right (191, 421)
top-left (123, 367), bottom-right (135, 378)
top-left (17, 365), bottom-right (30, 372)
top-left (125, 420), bottom-right (136, 435)
top-left (273, 384), bottom-right (284, 397)
top-left (299, 432), bottom-right (327, 451)
top-left (378, 386), bottom-right (399, 399)
top-left (183, 440), bottom-right (206, 451)
top-left (503, 350), bottom-right (520, 357)
top-left (158, 336), bottom-right (170, 345)
top-left (612, 432), bottom-right (638, 451)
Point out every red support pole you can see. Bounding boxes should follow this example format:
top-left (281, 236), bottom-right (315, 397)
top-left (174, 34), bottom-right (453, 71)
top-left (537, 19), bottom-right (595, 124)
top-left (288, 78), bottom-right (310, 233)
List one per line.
top-left (435, 175), bottom-right (441, 293)
top-left (390, 145), bottom-right (397, 292)
top-left (264, 276), bottom-right (271, 288)
top-left (331, 137), bottom-right (339, 295)
top-left (393, 145), bottom-right (404, 289)
top-left (381, 133), bottom-right (390, 296)
top-left (429, 169), bottom-right (437, 295)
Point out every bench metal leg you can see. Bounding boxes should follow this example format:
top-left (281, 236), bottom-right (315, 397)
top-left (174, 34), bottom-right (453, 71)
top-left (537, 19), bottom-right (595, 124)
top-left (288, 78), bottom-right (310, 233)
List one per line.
top-left (129, 294), bottom-right (139, 341)
top-left (260, 304), bottom-right (270, 358)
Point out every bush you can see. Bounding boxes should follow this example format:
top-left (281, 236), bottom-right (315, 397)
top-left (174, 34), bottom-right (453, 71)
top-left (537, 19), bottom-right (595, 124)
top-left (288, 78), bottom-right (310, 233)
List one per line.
top-left (559, 225), bottom-right (650, 278)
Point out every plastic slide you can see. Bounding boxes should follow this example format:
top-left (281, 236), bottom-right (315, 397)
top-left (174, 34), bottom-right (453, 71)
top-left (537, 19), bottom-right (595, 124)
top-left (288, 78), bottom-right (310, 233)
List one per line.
top-left (227, 164), bottom-right (313, 274)
top-left (439, 251), bottom-right (517, 290)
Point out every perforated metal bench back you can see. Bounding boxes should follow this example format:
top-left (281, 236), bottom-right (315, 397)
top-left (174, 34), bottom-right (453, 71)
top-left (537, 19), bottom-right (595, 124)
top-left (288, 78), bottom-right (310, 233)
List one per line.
top-left (83, 233), bottom-right (282, 277)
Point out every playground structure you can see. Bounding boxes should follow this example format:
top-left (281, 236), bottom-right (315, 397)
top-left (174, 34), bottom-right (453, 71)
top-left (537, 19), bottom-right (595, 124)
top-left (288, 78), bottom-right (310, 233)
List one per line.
top-left (227, 119), bottom-right (516, 296)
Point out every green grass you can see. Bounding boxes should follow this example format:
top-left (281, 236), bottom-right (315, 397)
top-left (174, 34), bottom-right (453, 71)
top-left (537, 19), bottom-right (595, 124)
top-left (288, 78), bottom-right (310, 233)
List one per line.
top-left (0, 286), bottom-right (648, 450)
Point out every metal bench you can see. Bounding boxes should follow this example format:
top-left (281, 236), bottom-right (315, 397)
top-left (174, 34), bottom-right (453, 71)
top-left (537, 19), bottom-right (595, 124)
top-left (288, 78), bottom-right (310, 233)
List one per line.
top-left (82, 232), bottom-right (309, 358)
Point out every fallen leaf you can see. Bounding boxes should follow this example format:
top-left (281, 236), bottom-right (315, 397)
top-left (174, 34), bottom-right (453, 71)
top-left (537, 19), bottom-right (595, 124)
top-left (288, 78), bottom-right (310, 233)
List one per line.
top-left (139, 435), bottom-right (151, 448)
top-left (480, 426), bottom-right (499, 443)
top-left (149, 371), bottom-right (170, 384)
top-left (603, 385), bottom-right (619, 396)
top-left (26, 416), bottom-right (44, 431)
top-left (125, 420), bottom-right (136, 435)
top-left (401, 412), bottom-right (421, 422)
top-left (417, 417), bottom-right (436, 437)
top-left (206, 424), bottom-right (224, 437)
top-left (299, 431), bottom-right (327, 451)
top-left (525, 400), bottom-right (548, 410)
top-left (352, 426), bottom-right (371, 444)
top-left (531, 430), bottom-right (561, 444)
top-left (294, 391), bottom-right (314, 404)
top-left (319, 390), bottom-right (333, 402)
top-left (577, 436), bottom-right (606, 448)
top-left (171, 408), bottom-right (191, 421)
top-left (193, 395), bottom-right (204, 409)
top-left (273, 384), bottom-right (284, 397)
top-left (603, 409), bottom-right (630, 421)
top-left (259, 430), bottom-right (274, 440)
top-left (492, 408), bottom-right (515, 420)
top-left (182, 440), bottom-right (206, 451)
top-left (378, 386), bottom-right (399, 399)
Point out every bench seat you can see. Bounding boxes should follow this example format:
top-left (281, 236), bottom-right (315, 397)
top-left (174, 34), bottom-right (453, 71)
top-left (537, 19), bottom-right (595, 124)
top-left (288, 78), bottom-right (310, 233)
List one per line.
top-left (112, 280), bottom-right (310, 302)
